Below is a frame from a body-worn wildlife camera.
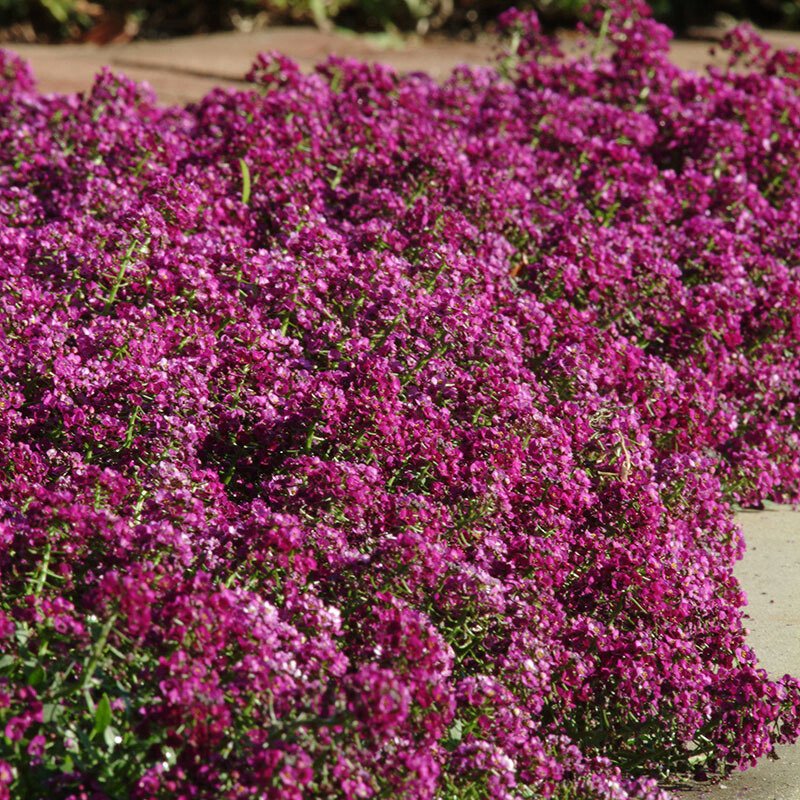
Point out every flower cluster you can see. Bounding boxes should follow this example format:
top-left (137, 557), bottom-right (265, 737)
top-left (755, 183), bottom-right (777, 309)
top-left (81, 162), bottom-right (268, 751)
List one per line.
top-left (0, 3), bottom-right (799, 798)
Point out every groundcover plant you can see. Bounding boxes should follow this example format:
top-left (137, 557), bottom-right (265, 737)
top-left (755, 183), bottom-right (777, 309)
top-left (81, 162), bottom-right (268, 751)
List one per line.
top-left (1, 1), bottom-right (800, 797)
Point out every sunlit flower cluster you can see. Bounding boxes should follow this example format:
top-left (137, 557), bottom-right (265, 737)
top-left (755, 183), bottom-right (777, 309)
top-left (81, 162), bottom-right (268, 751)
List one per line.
top-left (0, 3), bottom-right (798, 797)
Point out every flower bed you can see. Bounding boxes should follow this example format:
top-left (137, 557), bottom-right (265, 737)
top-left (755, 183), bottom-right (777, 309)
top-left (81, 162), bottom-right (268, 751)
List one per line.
top-left (0, 2), bottom-right (799, 798)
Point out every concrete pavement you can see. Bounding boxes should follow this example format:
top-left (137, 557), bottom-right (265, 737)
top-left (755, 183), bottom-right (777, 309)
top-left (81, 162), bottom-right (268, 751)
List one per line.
top-left (676, 504), bottom-right (800, 800)
top-left (5, 27), bottom-right (497, 104)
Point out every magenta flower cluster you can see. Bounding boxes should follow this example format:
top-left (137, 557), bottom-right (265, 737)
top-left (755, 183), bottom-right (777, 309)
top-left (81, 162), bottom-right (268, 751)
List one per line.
top-left (1, 2), bottom-right (799, 797)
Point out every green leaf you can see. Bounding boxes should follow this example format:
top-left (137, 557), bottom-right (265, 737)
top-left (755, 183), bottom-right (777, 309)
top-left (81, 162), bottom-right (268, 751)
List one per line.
top-left (104, 237), bottom-right (140, 310)
top-left (309, 0), bottom-right (331, 30)
top-left (39, 0), bottom-right (71, 23)
top-left (27, 665), bottom-right (45, 687)
top-left (239, 158), bottom-right (252, 206)
top-left (443, 718), bottom-right (463, 751)
top-left (103, 724), bottom-right (120, 750)
top-left (91, 694), bottom-right (112, 739)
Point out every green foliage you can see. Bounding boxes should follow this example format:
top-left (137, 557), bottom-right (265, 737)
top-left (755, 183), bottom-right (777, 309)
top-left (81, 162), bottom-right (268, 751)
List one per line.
top-left (4, 0), bottom-right (800, 42)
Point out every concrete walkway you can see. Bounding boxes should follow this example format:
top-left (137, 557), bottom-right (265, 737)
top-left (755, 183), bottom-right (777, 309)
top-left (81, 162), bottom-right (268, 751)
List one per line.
top-left (676, 505), bottom-right (800, 800)
top-left (2, 25), bottom-right (800, 800)
top-left (5, 27), bottom-right (497, 104)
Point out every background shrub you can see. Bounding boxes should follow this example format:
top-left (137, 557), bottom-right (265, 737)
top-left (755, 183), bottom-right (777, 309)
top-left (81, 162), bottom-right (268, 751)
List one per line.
top-left (2, 0), bottom-right (800, 42)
